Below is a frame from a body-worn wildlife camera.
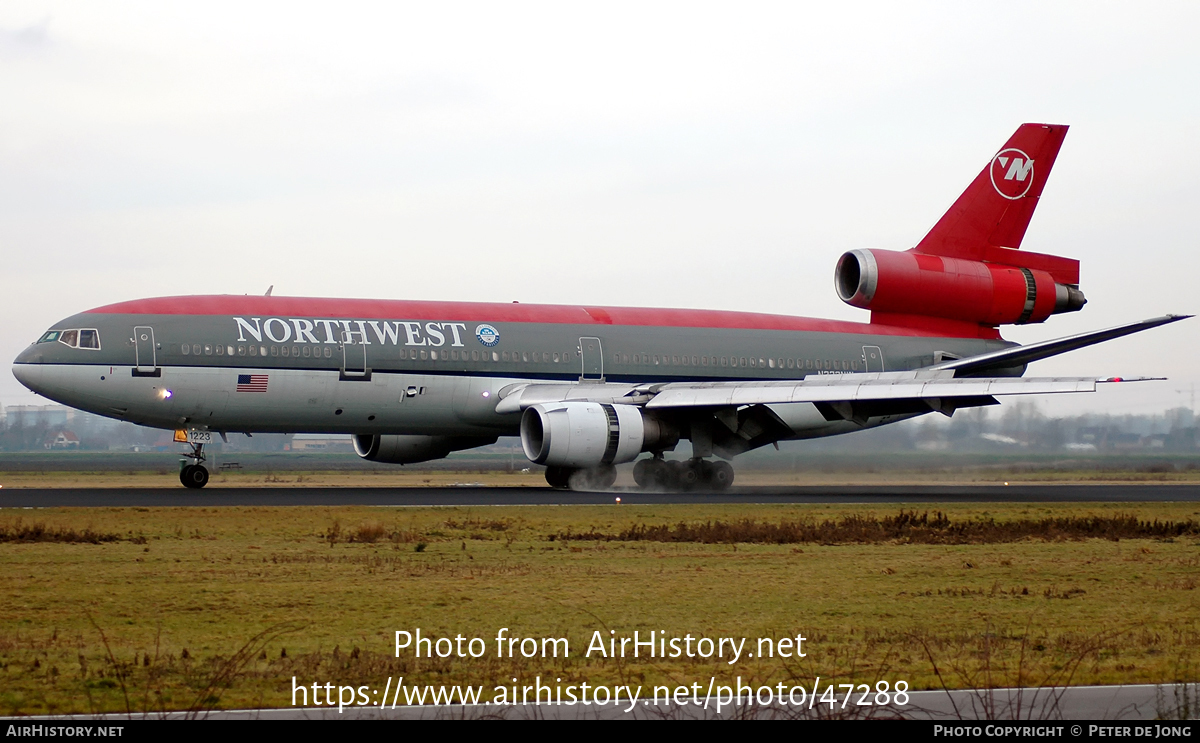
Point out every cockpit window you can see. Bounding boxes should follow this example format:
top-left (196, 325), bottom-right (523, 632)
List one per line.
top-left (79, 329), bottom-right (100, 349)
top-left (47, 328), bottom-right (101, 350)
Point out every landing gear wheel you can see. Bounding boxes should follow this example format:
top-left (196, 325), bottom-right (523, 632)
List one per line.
top-left (569, 465), bottom-right (617, 491)
top-left (632, 459), bottom-right (655, 489)
top-left (544, 466), bottom-right (573, 489)
top-left (633, 458), bottom-right (674, 490)
top-left (711, 460), bottom-right (734, 490)
top-left (679, 460), bottom-right (702, 491)
top-left (181, 464), bottom-right (209, 489)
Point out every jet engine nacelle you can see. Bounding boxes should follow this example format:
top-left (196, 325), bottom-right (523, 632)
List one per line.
top-left (352, 434), bottom-right (497, 464)
top-left (520, 402), bottom-right (676, 468)
top-left (835, 249), bottom-right (1085, 326)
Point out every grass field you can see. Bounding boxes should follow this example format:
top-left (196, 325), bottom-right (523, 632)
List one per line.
top-left (0, 502), bottom-right (1198, 715)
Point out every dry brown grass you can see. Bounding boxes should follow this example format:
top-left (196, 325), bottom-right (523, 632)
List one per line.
top-left (0, 502), bottom-right (1197, 715)
top-left (0, 519), bottom-right (124, 544)
top-left (553, 511), bottom-right (1200, 545)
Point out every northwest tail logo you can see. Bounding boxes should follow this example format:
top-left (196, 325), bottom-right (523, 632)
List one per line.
top-left (990, 147), bottom-right (1035, 199)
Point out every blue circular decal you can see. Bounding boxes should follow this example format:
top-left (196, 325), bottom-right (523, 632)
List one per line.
top-left (475, 324), bottom-right (500, 347)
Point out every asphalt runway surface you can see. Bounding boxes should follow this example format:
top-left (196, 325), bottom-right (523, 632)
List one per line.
top-left (1, 483), bottom-right (1199, 507)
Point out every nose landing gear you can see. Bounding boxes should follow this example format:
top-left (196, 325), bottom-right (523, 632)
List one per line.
top-left (179, 441), bottom-right (209, 489)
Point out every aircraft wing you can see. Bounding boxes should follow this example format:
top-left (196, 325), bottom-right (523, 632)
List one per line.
top-left (494, 315), bottom-right (1186, 417)
top-left (495, 372), bottom-right (1153, 416)
top-left (643, 373), bottom-right (1116, 408)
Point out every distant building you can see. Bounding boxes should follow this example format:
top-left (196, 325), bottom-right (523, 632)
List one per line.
top-left (7, 404), bottom-right (71, 428)
top-left (45, 430), bottom-right (80, 449)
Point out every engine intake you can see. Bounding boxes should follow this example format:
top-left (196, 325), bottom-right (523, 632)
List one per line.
top-left (353, 434), bottom-right (497, 464)
top-left (835, 249), bottom-right (1085, 326)
top-left (521, 402), bottom-right (674, 468)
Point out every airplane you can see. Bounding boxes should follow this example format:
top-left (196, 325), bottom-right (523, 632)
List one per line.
top-left (10, 123), bottom-right (1190, 491)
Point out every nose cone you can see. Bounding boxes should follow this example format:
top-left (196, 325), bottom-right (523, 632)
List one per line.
top-left (12, 346), bottom-right (46, 393)
top-left (12, 362), bottom-right (41, 394)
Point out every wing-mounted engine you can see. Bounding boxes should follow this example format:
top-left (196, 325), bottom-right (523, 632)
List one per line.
top-left (353, 434), bottom-right (497, 464)
top-left (520, 402), bottom-right (678, 468)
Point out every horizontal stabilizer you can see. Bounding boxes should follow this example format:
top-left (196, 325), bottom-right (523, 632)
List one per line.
top-left (930, 314), bottom-right (1192, 376)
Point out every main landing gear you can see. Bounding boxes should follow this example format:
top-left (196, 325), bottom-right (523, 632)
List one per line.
top-left (179, 441), bottom-right (209, 489)
top-left (632, 456), bottom-right (734, 492)
top-left (543, 457), bottom-right (734, 492)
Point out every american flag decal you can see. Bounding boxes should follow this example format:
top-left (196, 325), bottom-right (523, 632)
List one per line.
top-left (236, 374), bottom-right (269, 393)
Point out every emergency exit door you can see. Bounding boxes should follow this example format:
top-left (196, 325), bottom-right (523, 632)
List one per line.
top-left (579, 337), bottom-right (604, 381)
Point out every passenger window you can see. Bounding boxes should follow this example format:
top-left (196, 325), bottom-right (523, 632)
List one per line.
top-left (205, 344), bottom-right (213, 356)
top-left (59, 330), bottom-right (79, 347)
top-left (492, 352), bottom-right (499, 361)
top-left (181, 344), bottom-right (190, 355)
top-left (400, 349), bottom-right (408, 360)
top-left (788, 359), bottom-right (795, 369)
top-left (473, 350), bottom-right (480, 361)
top-left (721, 357), bottom-right (727, 367)
top-left (420, 350), bottom-right (428, 360)
top-left (215, 344), bottom-right (224, 356)
top-left (227, 346), bottom-right (234, 356)
top-left (238, 345), bottom-right (246, 356)
top-left (191, 344), bottom-right (201, 355)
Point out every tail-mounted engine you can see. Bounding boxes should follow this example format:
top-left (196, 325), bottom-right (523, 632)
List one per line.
top-left (835, 248), bottom-right (1085, 328)
top-left (520, 402), bottom-right (678, 468)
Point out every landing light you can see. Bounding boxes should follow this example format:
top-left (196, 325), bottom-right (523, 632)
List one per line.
top-left (161, 389), bottom-right (173, 400)
top-left (481, 391), bottom-right (491, 398)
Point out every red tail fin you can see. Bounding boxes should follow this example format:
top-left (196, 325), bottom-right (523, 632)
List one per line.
top-left (915, 123), bottom-right (1068, 261)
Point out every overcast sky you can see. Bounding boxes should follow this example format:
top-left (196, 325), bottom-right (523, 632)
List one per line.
top-left (2, 1), bottom-right (1197, 417)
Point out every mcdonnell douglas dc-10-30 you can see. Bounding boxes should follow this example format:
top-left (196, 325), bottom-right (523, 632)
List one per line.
top-left (11, 124), bottom-right (1189, 490)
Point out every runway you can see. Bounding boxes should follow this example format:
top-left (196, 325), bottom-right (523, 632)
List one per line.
top-left (1, 483), bottom-right (1199, 507)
